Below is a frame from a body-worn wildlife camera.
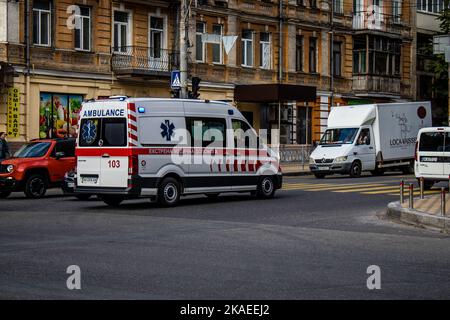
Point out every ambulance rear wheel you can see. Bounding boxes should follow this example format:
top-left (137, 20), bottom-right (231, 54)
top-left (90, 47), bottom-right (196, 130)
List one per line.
top-left (257, 176), bottom-right (275, 199)
top-left (158, 177), bottom-right (181, 207)
top-left (102, 196), bottom-right (123, 207)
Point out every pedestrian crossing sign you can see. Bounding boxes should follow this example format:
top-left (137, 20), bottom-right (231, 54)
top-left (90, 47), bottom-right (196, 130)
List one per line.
top-left (171, 70), bottom-right (181, 89)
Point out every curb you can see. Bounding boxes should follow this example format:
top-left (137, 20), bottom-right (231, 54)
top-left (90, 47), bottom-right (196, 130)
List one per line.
top-left (386, 201), bottom-right (450, 233)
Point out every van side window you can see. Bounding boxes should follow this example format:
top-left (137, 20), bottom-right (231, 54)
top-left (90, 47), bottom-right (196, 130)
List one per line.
top-left (186, 118), bottom-right (226, 148)
top-left (232, 119), bottom-right (257, 149)
top-left (357, 128), bottom-right (370, 145)
top-left (419, 132), bottom-right (444, 152)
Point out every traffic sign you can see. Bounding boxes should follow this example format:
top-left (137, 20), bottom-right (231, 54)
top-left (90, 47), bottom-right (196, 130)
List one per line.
top-left (171, 70), bottom-right (181, 89)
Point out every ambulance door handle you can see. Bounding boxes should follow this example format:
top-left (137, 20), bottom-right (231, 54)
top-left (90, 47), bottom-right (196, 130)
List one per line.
top-left (102, 154), bottom-right (110, 158)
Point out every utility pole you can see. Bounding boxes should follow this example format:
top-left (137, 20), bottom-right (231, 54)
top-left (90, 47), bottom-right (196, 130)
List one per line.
top-left (329, 0), bottom-right (334, 108)
top-left (180, 0), bottom-right (190, 99)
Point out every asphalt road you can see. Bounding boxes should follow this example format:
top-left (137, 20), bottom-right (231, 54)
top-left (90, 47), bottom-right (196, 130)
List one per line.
top-left (1, 171), bottom-right (450, 299)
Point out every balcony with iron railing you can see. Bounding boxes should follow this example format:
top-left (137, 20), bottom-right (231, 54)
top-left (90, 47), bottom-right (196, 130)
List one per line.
top-left (352, 11), bottom-right (404, 35)
top-left (111, 46), bottom-right (179, 78)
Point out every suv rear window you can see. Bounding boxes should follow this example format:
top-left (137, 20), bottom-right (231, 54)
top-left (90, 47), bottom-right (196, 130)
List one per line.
top-left (419, 132), bottom-right (444, 152)
top-left (79, 118), bottom-right (127, 147)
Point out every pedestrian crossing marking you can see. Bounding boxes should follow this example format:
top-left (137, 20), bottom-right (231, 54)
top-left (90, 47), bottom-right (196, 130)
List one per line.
top-left (281, 181), bottom-right (438, 196)
top-left (333, 185), bottom-right (399, 193)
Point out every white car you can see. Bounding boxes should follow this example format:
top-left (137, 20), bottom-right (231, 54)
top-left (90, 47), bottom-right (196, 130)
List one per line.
top-left (415, 127), bottom-right (450, 189)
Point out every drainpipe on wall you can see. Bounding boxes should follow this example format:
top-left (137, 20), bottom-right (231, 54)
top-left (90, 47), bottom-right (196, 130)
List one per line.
top-left (24, 0), bottom-right (31, 141)
top-left (278, 0), bottom-right (283, 146)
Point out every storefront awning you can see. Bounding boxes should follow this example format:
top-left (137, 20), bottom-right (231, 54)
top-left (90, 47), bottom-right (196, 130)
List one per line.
top-left (234, 84), bottom-right (316, 103)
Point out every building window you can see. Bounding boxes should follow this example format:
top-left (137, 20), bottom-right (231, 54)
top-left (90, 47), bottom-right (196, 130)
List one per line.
top-left (309, 37), bottom-right (317, 73)
top-left (260, 32), bottom-right (271, 69)
top-left (367, 35), bottom-right (401, 76)
top-left (212, 24), bottom-right (223, 64)
top-left (39, 93), bottom-right (83, 139)
top-left (33, 0), bottom-right (51, 46)
top-left (417, 0), bottom-right (444, 13)
top-left (334, 0), bottom-right (343, 14)
top-left (392, 0), bottom-right (401, 23)
top-left (333, 41), bottom-right (342, 76)
top-left (150, 16), bottom-right (164, 59)
top-left (297, 0), bottom-right (305, 6)
top-left (75, 7), bottom-right (91, 51)
top-left (353, 36), bottom-right (366, 74)
top-left (242, 30), bottom-right (253, 67)
top-left (113, 11), bottom-right (130, 53)
top-left (310, 0), bottom-right (317, 9)
top-left (296, 35), bottom-right (303, 72)
top-left (196, 22), bottom-right (206, 62)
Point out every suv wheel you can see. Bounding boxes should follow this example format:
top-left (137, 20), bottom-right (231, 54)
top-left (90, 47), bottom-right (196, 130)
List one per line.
top-left (24, 174), bottom-right (47, 198)
top-left (0, 191), bottom-right (11, 198)
top-left (257, 176), bottom-right (276, 199)
top-left (158, 177), bottom-right (181, 207)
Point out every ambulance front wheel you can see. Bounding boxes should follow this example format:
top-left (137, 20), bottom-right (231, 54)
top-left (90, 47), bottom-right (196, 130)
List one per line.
top-left (257, 176), bottom-right (276, 199)
top-left (158, 177), bottom-right (181, 207)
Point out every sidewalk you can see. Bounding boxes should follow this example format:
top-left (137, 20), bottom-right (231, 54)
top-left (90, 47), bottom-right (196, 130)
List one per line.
top-left (386, 193), bottom-right (450, 233)
top-left (280, 162), bottom-right (311, 176)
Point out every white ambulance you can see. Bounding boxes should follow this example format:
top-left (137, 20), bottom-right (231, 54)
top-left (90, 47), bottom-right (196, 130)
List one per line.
top-left (75, 97), bottom-right (282, 207)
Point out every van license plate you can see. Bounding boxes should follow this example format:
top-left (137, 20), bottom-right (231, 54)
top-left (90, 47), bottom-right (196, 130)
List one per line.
top-left (82, 177), bottom-right (98, 184)
top-left (318, 167), bottom-right (329, 171)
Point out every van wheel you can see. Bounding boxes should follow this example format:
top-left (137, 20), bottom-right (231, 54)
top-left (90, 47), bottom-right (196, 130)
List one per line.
top-left (206, 193), bottom-right (220, 199)
top-left (401, 163), bottom-right (414, 174)
top-left (313, 173), bottom-right (326, 179)
top-left (158, 177), bottom-right (181, 207)
top-left (75, 194), bottom-right (91, 201)
top-left (24, 174), bottom-right (47, 198)
top-left (257, 176), bottom-right (275, 199)
top-left (419, 180), bottom-right (434, 190)
top-left (102, 196), bottom-right (123, 207)
top-left (370, 168), bottom-right (384, 176)
top-left (349, 161), bottom-right (362, 178)
top-left (0, 191), bottom-right (11, 198)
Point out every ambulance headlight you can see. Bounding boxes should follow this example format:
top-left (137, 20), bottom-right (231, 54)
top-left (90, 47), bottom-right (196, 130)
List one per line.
top-left (334, 156), bottom-right (348, 163)
top-left (6, 165), bottom-right (14, 173)
top-left (309, 157), bottom-right (315, 164)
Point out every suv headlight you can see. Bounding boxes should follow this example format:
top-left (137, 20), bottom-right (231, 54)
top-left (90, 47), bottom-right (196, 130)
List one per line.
top-left (6, 165), bottom-right (14, 173)
top-left (309, 157), bottom-right (315, 164)
top-left (334, 156), bottom-right (348, 163)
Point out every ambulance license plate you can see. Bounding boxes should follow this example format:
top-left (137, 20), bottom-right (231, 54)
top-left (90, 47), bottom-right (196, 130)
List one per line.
top-left (81, 176), bottom-right (98, 184)
top-left (318, 167), bottom-right (329, 171)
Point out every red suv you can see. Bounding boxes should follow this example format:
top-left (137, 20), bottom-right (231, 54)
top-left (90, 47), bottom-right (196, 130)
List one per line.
top-left (0, 138), bottom-right (76, 198)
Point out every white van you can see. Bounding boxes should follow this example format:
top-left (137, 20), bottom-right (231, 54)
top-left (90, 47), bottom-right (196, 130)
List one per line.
top-left (310, 102), bottom-right (431, 178)
top-left (74, 97), bottom-right (282, 206)
top-left (415, 127), bottom-right (450, 189)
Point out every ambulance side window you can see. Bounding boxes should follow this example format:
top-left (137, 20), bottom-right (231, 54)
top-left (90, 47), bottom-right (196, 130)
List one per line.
top-left (186, 117), bottom-right (226, 148)
top-left (232, 119), bottom-right (257, 149)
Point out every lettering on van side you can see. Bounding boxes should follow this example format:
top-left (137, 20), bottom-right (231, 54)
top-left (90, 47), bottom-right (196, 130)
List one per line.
top-left (389, 137), bottom-right (416, 147)
top-left (82, 109), bottom-right (125, 117)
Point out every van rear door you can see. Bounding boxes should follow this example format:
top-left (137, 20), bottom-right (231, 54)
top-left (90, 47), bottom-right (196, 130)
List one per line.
top-left (77, 117), bottom-right (129, 188)
top-left (418, 131), bottom-right (444, 177)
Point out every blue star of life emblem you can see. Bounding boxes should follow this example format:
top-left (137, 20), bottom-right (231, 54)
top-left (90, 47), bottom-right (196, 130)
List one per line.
top-left (81, 120), bottom-right (97, 144)
top-left (161, 120), bottom-right (175, 141)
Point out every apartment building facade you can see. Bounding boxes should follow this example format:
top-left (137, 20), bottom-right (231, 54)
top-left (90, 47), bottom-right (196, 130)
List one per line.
top-left (416, 0), bottom-right (447, 125)
top-left (0, 0), bottom-right (417, 146)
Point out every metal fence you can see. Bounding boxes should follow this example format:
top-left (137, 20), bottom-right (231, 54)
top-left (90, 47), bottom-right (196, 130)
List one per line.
top-left (278, 144), bottom-right (314, 164)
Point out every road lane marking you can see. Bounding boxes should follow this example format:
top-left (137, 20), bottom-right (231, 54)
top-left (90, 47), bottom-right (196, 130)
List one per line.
top-left (333, 185), bottom-right (399, 193)
top-left (283, 183), bottom-right (384, 191)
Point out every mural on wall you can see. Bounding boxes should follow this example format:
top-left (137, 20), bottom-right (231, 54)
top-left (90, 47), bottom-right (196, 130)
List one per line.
top-left (39, 93), bottom-right (83, 139)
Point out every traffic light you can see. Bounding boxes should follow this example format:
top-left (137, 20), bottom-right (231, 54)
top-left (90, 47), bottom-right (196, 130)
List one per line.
top-left (189, 77), bottom-right (201, 99)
